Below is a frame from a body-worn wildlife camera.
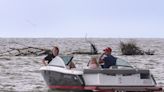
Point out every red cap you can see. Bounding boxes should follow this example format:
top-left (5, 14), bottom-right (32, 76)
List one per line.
top-left (103, 47), bottom-right (112, 52)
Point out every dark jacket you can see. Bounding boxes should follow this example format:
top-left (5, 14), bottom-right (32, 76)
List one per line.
top-left (102, 55), bottom-right (116, 68)
top-left (44, 54), bottom-right (56, 64)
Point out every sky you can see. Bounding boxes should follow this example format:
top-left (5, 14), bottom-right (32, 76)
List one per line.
top-left (0, 0), bottom-right (164, 38)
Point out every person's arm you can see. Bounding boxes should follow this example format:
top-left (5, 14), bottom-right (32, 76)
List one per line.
top-left (42, 59), bottom-right (47, 66)
top-left (99, 53), bottom-right (105, 64)
top-left (42, 54), bottom-right (51, 66)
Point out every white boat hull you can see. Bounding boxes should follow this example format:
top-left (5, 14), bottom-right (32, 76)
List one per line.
top-left (41, 66), bottom-right (162, 91)
top-left (40, 56), bottom-right (163, 91)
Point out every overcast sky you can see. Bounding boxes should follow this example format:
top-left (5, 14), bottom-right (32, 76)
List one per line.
top-left (0, 0), bottom-right (164, 38)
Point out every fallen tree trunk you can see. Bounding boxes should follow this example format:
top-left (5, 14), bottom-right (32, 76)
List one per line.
top-left (0, 46), bottom-right (51, 56)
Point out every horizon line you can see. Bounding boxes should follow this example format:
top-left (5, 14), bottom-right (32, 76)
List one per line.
top-left (0, 37), bottom-right (164, 39)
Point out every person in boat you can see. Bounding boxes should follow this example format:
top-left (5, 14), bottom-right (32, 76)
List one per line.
top-left (87, 57), bottom-right (99, 69)
top-left (99, 47), bottom-right (116, 68)
top-left (42, 46), bottom-right (59, 66)
top-left (68, 61), bottom-right (76, 69)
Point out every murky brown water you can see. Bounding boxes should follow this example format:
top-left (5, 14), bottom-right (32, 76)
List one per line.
top-left (0, 38), bottom-right (164, 91)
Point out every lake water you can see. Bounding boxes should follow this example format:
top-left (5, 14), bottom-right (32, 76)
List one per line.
top-left (0, 38), bottom-right (164, 91)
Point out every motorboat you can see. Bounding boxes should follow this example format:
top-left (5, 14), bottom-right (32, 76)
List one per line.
top-left (40, 55), bottom-right (163, 92)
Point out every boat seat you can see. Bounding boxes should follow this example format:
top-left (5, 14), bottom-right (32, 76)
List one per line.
top-left (83, 69), bottom-right (150, 75)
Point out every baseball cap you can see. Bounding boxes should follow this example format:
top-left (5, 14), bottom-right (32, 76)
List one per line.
top-left (103, 47), bottom-right (112, 52)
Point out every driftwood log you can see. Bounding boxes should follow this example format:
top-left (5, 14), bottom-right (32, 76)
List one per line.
top-left (0, 46), bottom-right (51, 56)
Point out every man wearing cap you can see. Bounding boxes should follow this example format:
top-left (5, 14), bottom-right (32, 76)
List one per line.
top-left (99, 47), bottom-right (116, 68)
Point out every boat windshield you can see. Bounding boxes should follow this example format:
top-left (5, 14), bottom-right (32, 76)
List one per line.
top-left (48, 56), bottom-right (66, 68)
top-left (114, 58), bottom-right (133, 68)
top-left (60, 55), bottom-right (73, 65)
top-left (48, 55), bottom-right (73, 68)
